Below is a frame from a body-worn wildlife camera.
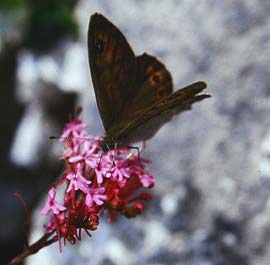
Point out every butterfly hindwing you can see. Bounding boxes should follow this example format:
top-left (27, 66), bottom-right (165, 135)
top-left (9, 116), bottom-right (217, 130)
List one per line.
top-left (136, 53), bottom-right (173, 102)
top-left (119, 53), bottom-right (174, 124)
top-left (116, 81), bottom-right (210, 144)
top-left (88, 13), bottom-right (137, 131)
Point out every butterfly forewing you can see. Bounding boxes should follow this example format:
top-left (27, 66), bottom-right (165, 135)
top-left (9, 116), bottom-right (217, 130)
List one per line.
top-left (88, 13), bottom-right (137, 131)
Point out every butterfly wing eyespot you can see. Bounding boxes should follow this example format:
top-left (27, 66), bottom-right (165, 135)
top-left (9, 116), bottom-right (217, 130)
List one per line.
top-left (96, 39), bottom-right (105, 55)
top-left (147, 69), bottom-right (172, 101)
top-left (156, 86), bottom-right (167, 99)
top-left (150, 72), bottom-right (162, 86)
top-left (152, 74), bottom-right (160, 83)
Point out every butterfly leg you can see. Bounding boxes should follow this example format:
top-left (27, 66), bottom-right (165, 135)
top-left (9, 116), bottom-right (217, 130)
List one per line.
top-left (127, 145), bottom-right (141, 162)
top-left (98, 141), bottom-right (115, 166)
top-left (110, 142), bottom-right (119, 166)
top-left (98, 151), bottom-right (104, 167)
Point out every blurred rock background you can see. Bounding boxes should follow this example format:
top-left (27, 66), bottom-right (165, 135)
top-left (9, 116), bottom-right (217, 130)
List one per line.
top-left (1, 0), bottom-right (269, 264)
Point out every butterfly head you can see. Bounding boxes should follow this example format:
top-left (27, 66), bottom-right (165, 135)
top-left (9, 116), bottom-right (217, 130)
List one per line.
top-left (99, 135), bottom-right (118, 152)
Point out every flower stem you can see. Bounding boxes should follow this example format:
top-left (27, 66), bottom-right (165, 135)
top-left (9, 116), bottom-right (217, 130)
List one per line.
top-left (6, 232), bottom-right (57, 265)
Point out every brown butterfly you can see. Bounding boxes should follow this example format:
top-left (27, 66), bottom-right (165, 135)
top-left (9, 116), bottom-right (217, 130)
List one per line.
top-left (88, 13), bottom-right (210, 151)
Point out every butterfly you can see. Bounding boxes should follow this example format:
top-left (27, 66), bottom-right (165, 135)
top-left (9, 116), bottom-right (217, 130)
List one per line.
top-left (88, 13), bottom-right (210, 151)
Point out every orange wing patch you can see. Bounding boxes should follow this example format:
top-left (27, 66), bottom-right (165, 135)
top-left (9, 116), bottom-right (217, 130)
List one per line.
top-left (105, 38), bottom-right (116, 64)
top-left (115, 48), bottom-right (124, 62)
top-left (149, 71), bottom-right (163, 86)
top-left (145, 65), bottom-right (154, 75)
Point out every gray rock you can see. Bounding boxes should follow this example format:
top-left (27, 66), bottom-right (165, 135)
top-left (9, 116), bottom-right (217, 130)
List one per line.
top-left (2, 0), bottom-right (269, 264)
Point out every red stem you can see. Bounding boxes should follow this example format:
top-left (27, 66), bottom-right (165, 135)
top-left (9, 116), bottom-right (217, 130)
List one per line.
top-left (13, 192), bottom-right (30, 247)
top-left (6, 232), bottom-right (57, 265)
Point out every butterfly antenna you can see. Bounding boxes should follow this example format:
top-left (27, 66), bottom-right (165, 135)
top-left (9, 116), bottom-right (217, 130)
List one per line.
top-left (49, 135), bottom-right (96, 142)
top-left (49, 136), bottom-right (72, 141)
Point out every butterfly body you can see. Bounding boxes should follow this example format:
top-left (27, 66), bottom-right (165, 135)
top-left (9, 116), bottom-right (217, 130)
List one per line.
top-left (88, 13), bottom-right (210, 151)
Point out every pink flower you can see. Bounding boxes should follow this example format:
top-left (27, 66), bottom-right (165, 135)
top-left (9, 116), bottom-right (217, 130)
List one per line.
top-left (85, 188), bottom-right (107, 208)
top-left (41, 187), bottom-right (66, 215)
top-left (43, 116), bottom-right (154, 247)
top-left (93, 153), bottom-right (113, 184)
top-left (139, 173), bottom-right (155, 188)
top-left (66, 163), bottom-right (91, 193)
top-left (106, 156), bottom-right (131, 182)
top-left (60, 120), bottom-right (87, 141)
top-left (68, 141), bottom-right (99, 167)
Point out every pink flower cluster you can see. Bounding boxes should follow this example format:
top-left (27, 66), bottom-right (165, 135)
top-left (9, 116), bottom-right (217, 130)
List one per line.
top-left (41, 118), bottom-right (154, 248)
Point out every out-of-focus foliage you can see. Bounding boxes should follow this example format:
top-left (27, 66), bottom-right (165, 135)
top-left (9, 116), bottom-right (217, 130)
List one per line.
top-left (0, 0), bottom-right (25, 9)
top-left (25, 0), bottom-right (78, 52)
top-left (0, 0), bottom-right (78, 52)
